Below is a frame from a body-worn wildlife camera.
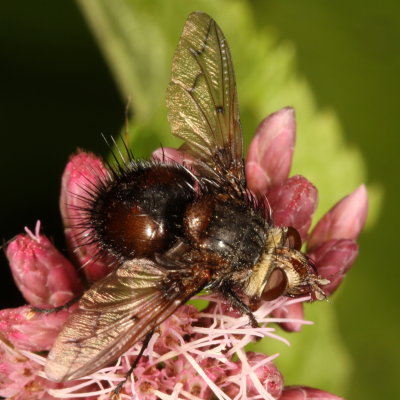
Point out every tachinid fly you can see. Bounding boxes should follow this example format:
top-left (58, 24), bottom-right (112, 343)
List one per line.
top-left (45, 11), bottom-right (328, 384)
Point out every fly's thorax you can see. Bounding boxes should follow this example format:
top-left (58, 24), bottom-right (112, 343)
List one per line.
top-left (184, 193), bottom-right (267, 269)
top-left (244, 226), bottom-right (329, 301)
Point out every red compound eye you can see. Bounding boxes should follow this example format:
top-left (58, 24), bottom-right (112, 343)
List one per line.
top-left (262, 268), bottom-right (288, 301)
top-left (284, 226), bottom-right (302, 250)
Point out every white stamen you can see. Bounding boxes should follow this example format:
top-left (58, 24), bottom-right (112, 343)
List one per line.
top-left (24, 220), bottom-right (42, 242)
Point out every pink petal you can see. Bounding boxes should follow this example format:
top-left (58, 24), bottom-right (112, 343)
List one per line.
top-left (6, 229), bottom-right (82, 307)
top-left (271, 302), bottom-right (304, 332)
top-left (246, 107), bottom-right (296, 196)
top-left (279, 386), bottom-right (344, 400)
top-left (0, 305), bottom-right (74, 351)
top-left (308, 239), bottom-right (358, 296)
top-left (308, 185), bottom-right (368, 251)
top-left (60, 151), bottom-right (115, 281)
top-left (267, 175), bottom-right (318, 241)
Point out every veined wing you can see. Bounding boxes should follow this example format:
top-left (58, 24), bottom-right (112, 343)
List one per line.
top-left (167, 12), bottom-right (244, 183)
top-left (45, 259), bottom-right (203, 382)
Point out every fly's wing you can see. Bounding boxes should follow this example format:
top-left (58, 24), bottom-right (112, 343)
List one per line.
top-left (167, 12), bottom-right (244, 184)
top-left (45, 259), bottom-right (201, 382)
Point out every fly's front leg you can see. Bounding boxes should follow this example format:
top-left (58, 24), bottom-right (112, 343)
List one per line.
top-left (220, 283), bottom-right (258, 328)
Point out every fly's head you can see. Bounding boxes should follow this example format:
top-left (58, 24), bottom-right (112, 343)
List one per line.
top-left (245, 226), bottom-right (329, 302)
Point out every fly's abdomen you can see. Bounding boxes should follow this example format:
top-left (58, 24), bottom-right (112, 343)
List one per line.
top-left (88, 162), bottom-right (196, 260)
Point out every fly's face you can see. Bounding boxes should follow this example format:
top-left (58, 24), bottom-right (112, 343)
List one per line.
top-left (245, 226), bottom-right (329, 302)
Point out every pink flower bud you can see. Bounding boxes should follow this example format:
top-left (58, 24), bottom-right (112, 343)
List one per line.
top-left (246, 352), bottom-right (284, 398)
top-left (226, 353), bottom-right (283, 398)
top-left (271, 302), bottom-right (304, 332)
top-left (154, 305), bottom-right (197, 355)
top-left (60, 151), bottom-right (115, 281)
top-left (0, 305), bottom-right (74, 351)
top-left (308, 239), bottom-right (358, 296)
top-left (308, 185), bottom-right (368, 251)
top-left (6, 224), bottom-right (82, 307)
top-left (279, 386), bottom-right (344, 400)
top-left (246, 107), bottom-right (296, 196)
top-left (267, 175), bottom-right (318, 241)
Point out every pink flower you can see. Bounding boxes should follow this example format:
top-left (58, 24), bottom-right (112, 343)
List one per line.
top-left (245, 107), bottom-right (367, 330)
top-left (246, 107), bottom-right (296, 192)
top-left (0, 107), bottom-right (367, 399)
top-left (60, 151), bottom-right (117, 282)
top-left (6, 221), bottom-right (83, 308)
top-left (0, 337), bottom-right (63, 400)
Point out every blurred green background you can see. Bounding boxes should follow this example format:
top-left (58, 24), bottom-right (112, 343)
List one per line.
top-left (0, 1), bottom-right (398, 399)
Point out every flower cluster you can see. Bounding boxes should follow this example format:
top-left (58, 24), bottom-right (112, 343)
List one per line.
top-left (0, 108), bottom-right (367, 399)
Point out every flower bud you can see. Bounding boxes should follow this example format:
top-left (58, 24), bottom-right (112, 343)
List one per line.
top-left (308, 185), bottom-right (368, 251)
top-left (60, 151), bottom-right (115, 281)
top-left (246, 107), bottom-right (296, 196)
top-left (267, 175), bottom-right (318, 241)
top-left (6, 225), bottom-right (82, 307)
top-left (271, 302), bottom-right (304, 332)
top-left (0, 305), bottom-right (74, 351)
top-left (308, 239), bottom-right (358, 296)
top-left (226, 352), bottom-right (284, 398)
top-left (247, 352), bottom-right (284, 398)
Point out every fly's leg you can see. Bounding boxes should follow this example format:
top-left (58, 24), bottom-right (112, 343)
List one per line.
top-left (112, 329), bottom-right (155, 397)
top-left (30, 296), bottom-right (81, 314)
top-left (221, 284), bottom-right (258, 328)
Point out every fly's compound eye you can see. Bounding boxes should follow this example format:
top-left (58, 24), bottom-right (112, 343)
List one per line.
top-left (284, 226), bottom-right (302, 250)
top-left (261, 268), bottom-right (288, 301)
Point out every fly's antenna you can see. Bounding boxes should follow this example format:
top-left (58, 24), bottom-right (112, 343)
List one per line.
top-left (264, 194), bottom-right (273, 223)
top-left (271, 229), bottom-right (279, 260)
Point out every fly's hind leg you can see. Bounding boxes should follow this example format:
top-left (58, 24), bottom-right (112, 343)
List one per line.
top-left (112, 329), bottom-right (155, 397)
